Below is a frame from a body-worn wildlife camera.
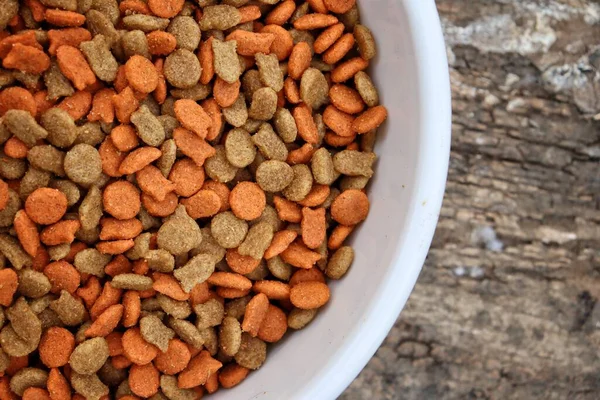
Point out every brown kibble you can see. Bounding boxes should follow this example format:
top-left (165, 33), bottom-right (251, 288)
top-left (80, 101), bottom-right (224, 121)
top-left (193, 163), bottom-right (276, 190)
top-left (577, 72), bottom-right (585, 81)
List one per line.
top-left (25, 188), bottom-right (67, 225)
top-left (139, 314), bottom-right (175, 352)
top-left (354, 71), bottom-right (379, 107)
top-left (212, 38), bottom-right (242, 84)
top-left (198, 5), bottom-right (241, 31)
top-left (234, 333), bottom-right (266, 370)
top-left (330, 188), bottom-right (369, 225)
top-left (69, 337), bottom-right (109, 374)
top-left (287, 307), bottom-right (317, 329)
top-left (164, 49), bottom-right (201, 89)
top-left (353, 24), bottom-right (376, 60)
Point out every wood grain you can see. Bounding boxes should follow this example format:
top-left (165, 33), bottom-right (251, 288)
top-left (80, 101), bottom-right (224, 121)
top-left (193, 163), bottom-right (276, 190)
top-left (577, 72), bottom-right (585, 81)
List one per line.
top-left (342, 1), bottom-right (600, 398)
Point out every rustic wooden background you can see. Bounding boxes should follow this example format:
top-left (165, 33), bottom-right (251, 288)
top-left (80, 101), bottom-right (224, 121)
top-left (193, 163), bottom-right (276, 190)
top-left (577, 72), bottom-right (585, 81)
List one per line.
top-left (341, 0), bottom-right (600, 398)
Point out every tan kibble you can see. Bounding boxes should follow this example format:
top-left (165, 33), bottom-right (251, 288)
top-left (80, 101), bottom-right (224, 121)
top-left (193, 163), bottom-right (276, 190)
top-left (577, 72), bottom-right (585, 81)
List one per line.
top-left (194, 298), bottom-right (224, 330)
top-left (224, 295), bottom-right (251, 321)
top-left (282, 164), bottom-right (313, 202)
top-left (219, 316), bottom-right (242, 356)
top-left (255, 160), bottom-right (294, 192)
top-left (198, 327), bottom-right (218, 355)
top-left (9, 368), bottom-right (48, 396)
top-left (333, 150), bottom-right (376, 177)
top-left (225, 128), bottom-right (256, 168)
top-left (0, 348), bottom-right (9, 373)
top-left (140, 314), bottom-right (175, 352)
top-left (211, 211), bottom-right (248, 249)
top-left (164, 49), bottom-right (201, 89)
top-left (50, 290), bottom-right (86, 326)
top-left (131, 105), bottom-right (166, 146)
top-left (248, 87), bottom-right (277, 121)
top-left (75, 122), bottom-right (106, 146)
top-left (340, 175), bottom-right (369, 191)
top-left (126, 232), bottom-right (152, 260)
top-left (64, 144), bottom-right (103, 186)
top-left (79, 186), bottom-right (103, 230)
top-left (0, 190), bottom-right (21, 227)
top-left (212, 39), bottom-right (242, 84)
top-left (160, 375), bottom-right (198, 400)
top-left (243, 118), bottom-right (263, 134)
top-left (145, 249), bottom-right (175, 272)
top-left (80, 34), bottom-right (119, 82)
top-left (86, 9), bottom-right (119, 46)
top-left (241, 69), bottom-right (263, 102)
top-left (74, 248), bottom-right (111, 277)
top-left (205, 146), bottom-right (238, 183)
top-left (7, 297), bottom-right (41, 344)
top-left (17, 269), bottom-right (51, 298)
top-left (354, 71), bottom-right (379, 107)
top-left (4, 110), bottom-right (48, 147)
top-left (171, 84), bottom-right (212, 101)
top-left (173, 253), bottom-right (216, 292)
top-left (300, 68), bottom-right (328, 109)
top-left (168, 317), bottom-right (204, 349)
top-left (44, 62), bottom-right (74, 100)
top-left (1, 324), bottom-right (38, 357)
top-left (48, 243), bottom-right (71, 261)
top-left (234, 333), bottom-right (266, 370)
top-left (223, 94), bottom-right (249, 128)
top-left (71, 372), bottom-right (109, 400)
top-left (273, 108), bottom-right (298, 143)
top-left (311, 147), bottom-right (337, 185)
top-left (121, 29), bottom-right (151, 59)
top-left (111, 274), bottom-right (153, 290)
top-left (27, 145), bottom-right (66, 176)
top-left (238, 222), bottom-right (274, 260)
top-left (157, 294), bottom-right (192, 319)
top-left (325, 245), bottom-right (354, 279)
top-left (0, 152), bottom-right (26, 179)
top-left (198, 5), bottom-right (241, 30)
top-left (157, 206), bottom-right (202, 255)
top-left (353, 24), bottom-right (376, 60)
top-left (40, 108), bottom-right (77, 149)
top-left (287, 307), bottom-right (317, 329)
top-left (157, 139), bottom-right (177, 177)
top-left (252, 123), bottom-right (288, 161)
top-left (167, 16), bottom-right (201, 51)
top-left (191, 228), bottom-right (226, 263)
top-left (123, 14), bottom-right (170, 32)
top-left (0, 233), bottom-right (31, 269)
top-left (255, 53), bottom-right (284, 92)
top-left (310, 58), bottom-right (333, 72)
top-left (50, 179), bottom-right (81, 207)
top-left (267, 256), bottom-right (293, 281)
top-left (69, 337), bottom-right (109, 374)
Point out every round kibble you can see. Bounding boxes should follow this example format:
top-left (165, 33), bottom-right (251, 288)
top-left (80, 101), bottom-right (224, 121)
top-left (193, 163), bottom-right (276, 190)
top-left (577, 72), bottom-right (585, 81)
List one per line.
top-left (25, 188), bottom-right (68, 225)
top-left (103, 181), bottom-right (141, 220)
top-left (225, 128), bottom-right (257, 168)
top-left (234, 333), bottom-right (267, 370)
top-left (69, 337), bottom-right (109, 375)
top-left (211, 211), bottom-right (249, 249)
top-left (290, 281), bottom-right (330, 309)
top-left (64, 144), bottom-right (103, 186)
top-left (230, 182), bottom-right (266, 221)
top-left (164, 49), bottom-right (201, 89)
top-left (330, 189), bottom-right (369, 225)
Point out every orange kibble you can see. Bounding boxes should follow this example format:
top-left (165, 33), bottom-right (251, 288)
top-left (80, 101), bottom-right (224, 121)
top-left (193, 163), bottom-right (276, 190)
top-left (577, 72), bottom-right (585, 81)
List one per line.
top-left (264, 230), bottom-right (298, 259)
top-left (3, 137), bottom-right (28, 159)
top-left (90, 282), bottom-right (122, 320)
top-left (45, 9), bottom-right (86, 27)
top-left (266, 0), bottom-right (295, 25)
top-left (328, 224), bottom-right (354, 249)
top-left (0, 180), bottom-right (9, 211)
top-left (88, 88), bottom-right (116, 124)
top-left (154, 339), bottom-right (191, 374)
top-left (216, 287), bottom-right (251, 299)
top-left (47, 28), bottom-right (91, 56)
top-left (122, 327), bottom-right (159, 365)
top-left (213, 77), bottom-right (241, 108)
top-left (201, 98), bottom-right (222, 141)
top-left (112, 86), bottom-right (140, 124)
top-left (189, 282), bottom-right (212, 306)
top-left (169, 158), bottom-right (205, 197)
top-left (99, 137), bottom-right (126, 177)
top-left (290, 281), bottom-right (330, 309)
top-left (39, 327), bottom-right (75, 368)
top-left (40, 219), bottom-right (80, 246)
top-left (125, 55), bottom-right (159, 94)
top-left (284, 76), bottom-right (301, 104)
top-left (58, 90), bottom-right (93, 120)
top-left (198, 37), bottom-right (215, 85)
top-left (239, 5), bottom-right (261, 23)
top-left (219, 364), bottom-right (250, 388)
top-left (273, 196), bottom-right (302, 223)
top-left (323, 105), bottom-right (355, 137)
top-left (260, 25), bottom-right (293, 61)
top-left (288, 42), bottom-right (312, 80)
top-left (174, 99), bottom-right (212, 139)
top-left (44, 260), bottom-right (80, 294)
top-left (97, 239), bottom-right (135, 254)
top-left (0, 377), bottom-right (17, 400)
top-left (329, 84), bottom-right (365, 114)
top-left (298, 184), bottom-right (331, 207)
top-left (105, 254), bottom-right (133, 276)
top-left (289, 267), bottom-right (326, 287)
top-left (56, 45), bottom-right (96, 90)
top-left (106, 331), bottom-right (124, 357)
top-left (103, 181), bottom-right (141, 220)
top-left (119, 146), bottom-right (162, 175)
top-left (308, 0), bottom-right (328, 13)
top-left (32, 247), bottom-right (50, 272)
top-left (230, 182), bottom-right (266, 221)
top-left (352, 105), bottom-right (388, 133)
top-left (207, 272), bottom-right (252, 291)
top-left (225, 30), bottom-right (274, 57)
top-left (0, 269), bottom-right (17, 307)
top-left (181, 189), bottom-right (221, 219)
top-left (85, 304), bottom-right (124, 337)
top-left (178, 351), bottom-right (222, 389)
top-left (330, 189), bottom-right (370, 225)
top-left (147, 31), bottom-right (177, 56)
top-left (25, 188), bottom-right (68, 225)
top-left (226, 248), bottom-right (260, 274)
top-left (0, 86), bottom-right (37, 117)
top-left (301, 207), bottom-right (326, 249)
top-left (323, 0), bottom-right (356, 13)
top-left (153, 273), bottom-right (189, 301)
top-left (22, 388), bottom-right (51, 400)
top-left (110, 124), bottom-right (139, 152)
top-left (122, 290), bottom-right (141, 328)
top-left (114, 65), bottom-right (128, 93)
top-left (323, 33), bottom-right (355, 64)
top-left (3, 43), bottom-right (50, 74)
top-left (0, 31), bottom-right (42, 59)
top-left (280, 241), bottom-right (322, 269)
top-left (324, 131), bottom-right (356, 147)
top-left (294, 14), bottom-right (339, 30)
top-left (257, 304), bottom-right (287, 343)
top-left (47, 368), bottom-right (70, 400)
top-left (331, 57), bottom-right (369, 83)
top-left (205, 371), bottom-right (219, 394)
top-left (241, 293), bottom-right (269, 337)
top-left (141, 191), bottom-right (178, 217)
top-left (14, 210), bottom-right (40, 257)
top-left (148, 0), bottom-right (185, 18)
top-left (293, 104), bottom-right (319, 144)
top-left (136, 165), bottom-right (176, 202)
top-left (173, 127), bottom-right (216, 166)
top-left (119, 0), bottom-right (151, 15)
top-left (203, 180), bottom-right (230, 212)
top-left (129, 363), bottom-right (160, 398)
top-left (34, 90), bottom-right (56, 116)
top-left (112, 355), bottom-right (133, 369)
top-left (253, 280), bottom-right (290, 301)
top-left (77, 276), bottom-right (101, 309)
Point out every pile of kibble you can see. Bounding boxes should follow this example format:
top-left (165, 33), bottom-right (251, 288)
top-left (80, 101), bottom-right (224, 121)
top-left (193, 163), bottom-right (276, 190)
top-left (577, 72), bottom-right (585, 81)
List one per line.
top-left (0, 0), bottom-right (387, 398)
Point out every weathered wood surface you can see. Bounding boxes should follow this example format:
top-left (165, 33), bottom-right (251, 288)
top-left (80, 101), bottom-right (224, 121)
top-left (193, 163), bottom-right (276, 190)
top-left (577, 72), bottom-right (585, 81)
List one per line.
top-left (341, 1), bottom-right (600, 399)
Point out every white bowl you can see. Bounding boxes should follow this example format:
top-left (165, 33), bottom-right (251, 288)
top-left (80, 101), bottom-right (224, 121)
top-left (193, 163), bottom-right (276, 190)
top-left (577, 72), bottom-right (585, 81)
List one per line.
top-left (217, 0), bottom-right (451, 398)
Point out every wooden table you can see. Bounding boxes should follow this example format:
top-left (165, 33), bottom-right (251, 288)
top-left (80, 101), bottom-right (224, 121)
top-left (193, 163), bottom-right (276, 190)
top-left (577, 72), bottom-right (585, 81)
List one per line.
top-left (341, 0), bottom-right (600, 398)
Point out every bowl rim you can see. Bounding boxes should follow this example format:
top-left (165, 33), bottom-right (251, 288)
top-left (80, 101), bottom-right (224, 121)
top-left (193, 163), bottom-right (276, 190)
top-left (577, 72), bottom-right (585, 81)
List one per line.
top-left (294, 0), bottom-right (451, 398)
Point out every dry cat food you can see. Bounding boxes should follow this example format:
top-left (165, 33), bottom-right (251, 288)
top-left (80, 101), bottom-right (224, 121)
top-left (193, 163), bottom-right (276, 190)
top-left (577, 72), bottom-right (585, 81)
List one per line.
top-left (0, 0), bottom-right (387, 397)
